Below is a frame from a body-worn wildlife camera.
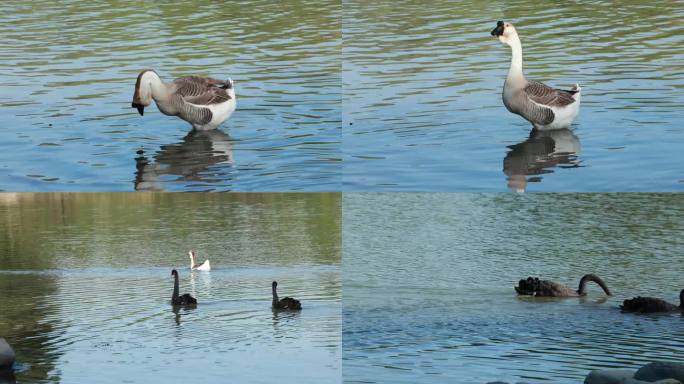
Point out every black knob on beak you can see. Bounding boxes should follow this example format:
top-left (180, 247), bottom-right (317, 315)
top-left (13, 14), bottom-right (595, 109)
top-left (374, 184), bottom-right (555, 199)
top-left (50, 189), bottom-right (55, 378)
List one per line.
top-left (491, 20), bottom-right (505, 36)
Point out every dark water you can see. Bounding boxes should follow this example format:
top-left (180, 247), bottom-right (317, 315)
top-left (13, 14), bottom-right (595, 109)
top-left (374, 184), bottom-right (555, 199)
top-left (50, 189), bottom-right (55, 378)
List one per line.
top-left (343, 193), bottom-right (684, 383)
top-left (343, 1), bottom-right (684, 191)
top-left (0, 2), bottom-right (341, 191)
top-left (0, 193), bottom-right (341, 383)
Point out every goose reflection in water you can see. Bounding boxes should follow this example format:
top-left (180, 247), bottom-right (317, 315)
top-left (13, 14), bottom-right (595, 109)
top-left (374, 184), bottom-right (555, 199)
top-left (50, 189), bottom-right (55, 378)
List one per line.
top-left (134, 129), bottom-right (234, 191)
top-left (503, 128), bottom-right (581, 192)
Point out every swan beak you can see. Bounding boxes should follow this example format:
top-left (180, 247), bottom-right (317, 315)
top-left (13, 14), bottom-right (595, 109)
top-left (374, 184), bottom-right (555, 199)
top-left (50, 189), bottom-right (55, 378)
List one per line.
top-left (132, 102), bottom-right (144, 116)
top-left (491, 21), bottom-right (504, 36)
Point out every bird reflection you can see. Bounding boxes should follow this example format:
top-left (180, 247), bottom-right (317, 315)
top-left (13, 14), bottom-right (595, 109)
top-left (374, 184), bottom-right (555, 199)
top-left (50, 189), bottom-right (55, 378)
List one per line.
top-left (172, 305), bottom-right (181, 326)
top-left (503, 128), bottom-right (581, 192)
top-left (0, 370), bottom-right (15, 384)
top-left (134, 129), bottom-right (234, 191)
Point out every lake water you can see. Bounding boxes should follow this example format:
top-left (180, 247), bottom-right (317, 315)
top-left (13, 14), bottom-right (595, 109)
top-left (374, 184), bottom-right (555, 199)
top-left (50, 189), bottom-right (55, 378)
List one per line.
top-left (0, 193), bottom-right (341, 384)
top-left (343, 193), bottom-right (684, 383)
top-left (0, 2), bottom-right (341, 191)
top-left (343, 1), bottom-right (684, 191)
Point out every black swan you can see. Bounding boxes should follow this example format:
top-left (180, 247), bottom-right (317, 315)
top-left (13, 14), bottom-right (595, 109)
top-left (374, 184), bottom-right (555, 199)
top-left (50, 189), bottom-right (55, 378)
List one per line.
top-left (171, 269), bottom-right (197, 306)
top-left (272, 281), bottom-right (301, 310)
top-left (620, 289), bottom-right (684, 313)
top-left (515, 274), bottom-right (612, 297)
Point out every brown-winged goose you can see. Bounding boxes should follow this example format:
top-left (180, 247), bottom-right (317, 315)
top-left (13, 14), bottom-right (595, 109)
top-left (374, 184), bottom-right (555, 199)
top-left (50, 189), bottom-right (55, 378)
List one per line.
top-left (132, 69), bottom-right (236, 130)
top-left (189, 250), bottom-right (211, 271)
top-left (491, 21), bottom-right (581, 130)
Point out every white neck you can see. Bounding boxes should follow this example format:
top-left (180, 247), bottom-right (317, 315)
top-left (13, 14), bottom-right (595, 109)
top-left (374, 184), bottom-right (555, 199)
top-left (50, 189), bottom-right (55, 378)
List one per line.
top-left (139, 71), bottom-right (168, 102)
top-left (506, 35), bottom-right (525, 86)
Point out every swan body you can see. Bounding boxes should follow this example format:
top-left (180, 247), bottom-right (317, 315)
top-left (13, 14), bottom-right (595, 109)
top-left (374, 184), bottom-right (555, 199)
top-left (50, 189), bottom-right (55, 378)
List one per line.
top-left (515, 274), bottom-right (612, 297)
top-left (189, 251), bottom-right (211, 271)
top-left (272, 281), bottom-right (302, 310)
top-left (132, 69), bottom-right (236, 130)
top-left (491, 21), bottom-right (580, 130)
top-left (171, 269), bottom-right (197, 306)
top-left (621, 289), bottom-right (683, 313)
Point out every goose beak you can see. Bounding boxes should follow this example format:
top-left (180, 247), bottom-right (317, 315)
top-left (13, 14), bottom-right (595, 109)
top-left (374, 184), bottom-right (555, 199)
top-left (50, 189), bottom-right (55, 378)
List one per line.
top-left (132, 102), bottom-right (144, 116)
top-left (491, 20), bottom-right (504, 37)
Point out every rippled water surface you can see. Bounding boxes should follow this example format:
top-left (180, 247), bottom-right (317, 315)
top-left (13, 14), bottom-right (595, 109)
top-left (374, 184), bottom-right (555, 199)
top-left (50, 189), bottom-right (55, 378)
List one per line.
top-left (343, 193), bottom-right (684, 383)
top-left (0, 193), bottom-right (341, 383)
top-left (0, 2), bottom-right (341, 191)
top-left (343, 1), bottom-right (684, 191)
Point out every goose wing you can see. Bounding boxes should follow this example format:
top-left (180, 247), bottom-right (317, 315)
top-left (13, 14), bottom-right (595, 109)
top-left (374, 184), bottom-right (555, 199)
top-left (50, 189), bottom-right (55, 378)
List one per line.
top-left (174, 76), bottom-right (232, 106)
top-left (524, 80), bottom-right (577, 108)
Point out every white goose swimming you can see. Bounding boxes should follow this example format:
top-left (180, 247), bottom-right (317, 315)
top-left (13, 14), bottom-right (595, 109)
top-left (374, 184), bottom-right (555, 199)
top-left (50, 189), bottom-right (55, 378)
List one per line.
top-left (491, 21), bottom-right (580, 130)
top-left (131, 69), bottom-right (236, 130)
top-left (189, 250), bottom-right (211, 271)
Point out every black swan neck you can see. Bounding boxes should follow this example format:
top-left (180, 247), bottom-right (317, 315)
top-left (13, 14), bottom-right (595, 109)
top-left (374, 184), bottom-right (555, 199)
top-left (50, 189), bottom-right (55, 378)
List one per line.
top-left (272, 284), bottom-right (278, 305)
top-left (577, 274), bottom-right (612, 296)
top-left (680, 289), bottom-right (684, 308)
top-left (172, 273), bottom-right (179, 301)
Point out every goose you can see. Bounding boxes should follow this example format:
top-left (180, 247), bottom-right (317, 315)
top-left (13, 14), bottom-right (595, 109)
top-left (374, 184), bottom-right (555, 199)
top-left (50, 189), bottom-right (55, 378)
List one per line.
top-left (189, 250), bottom-right (211, 271)
top-left (491, 21), bottom-right (581, 130)
top-left (620, 289), bottom-right (683, 313)
top-left (272, 281), bottom-right (302, 310)
top-left (131, 69), bottom-right (236, 130)
top-left (171, 269), bottom-right (197, 306)
top-left (515, 274), bottom-right (612, 297)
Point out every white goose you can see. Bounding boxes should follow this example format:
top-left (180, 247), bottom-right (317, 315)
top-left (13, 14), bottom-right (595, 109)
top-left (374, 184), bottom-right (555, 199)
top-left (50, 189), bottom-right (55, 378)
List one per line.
top-left (491, 21), bottom-right (580, 130)
top-left (189, 250), bottom-right (211, 271)
top-left (131, 69), bottom-right (236, 130)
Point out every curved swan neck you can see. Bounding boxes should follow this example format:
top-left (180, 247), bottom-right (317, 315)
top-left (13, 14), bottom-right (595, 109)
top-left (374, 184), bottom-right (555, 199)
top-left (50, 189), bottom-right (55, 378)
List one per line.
top-left (577, 274), bottom-right (612, 296)
top-left (172, 272), bottom-right (179, 301)
top-left (507, 35), bottom-right (524, 86)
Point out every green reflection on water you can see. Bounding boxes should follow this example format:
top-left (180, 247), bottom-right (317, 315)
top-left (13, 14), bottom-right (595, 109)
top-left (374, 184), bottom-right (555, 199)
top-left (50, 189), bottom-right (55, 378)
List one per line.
top-left (0, 193), bottom-right (341, 270)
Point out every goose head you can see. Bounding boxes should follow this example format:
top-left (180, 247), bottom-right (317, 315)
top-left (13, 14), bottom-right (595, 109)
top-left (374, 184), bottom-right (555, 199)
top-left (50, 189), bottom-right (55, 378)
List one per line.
top-left (132, 69), bottom-right (160, 116)
top-left (491, 21), bottom-right (519, 46)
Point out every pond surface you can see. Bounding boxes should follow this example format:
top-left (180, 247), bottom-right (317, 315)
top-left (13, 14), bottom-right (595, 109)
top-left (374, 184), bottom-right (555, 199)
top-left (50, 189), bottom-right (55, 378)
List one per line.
top-left (0, 193), bottom-right (341, 384)
top-left (343, 1), bottom-right (684, 191)
top-left (0, 2), bottom-right (341, 191)
top-left (343, 193), bottom-right (684, 383)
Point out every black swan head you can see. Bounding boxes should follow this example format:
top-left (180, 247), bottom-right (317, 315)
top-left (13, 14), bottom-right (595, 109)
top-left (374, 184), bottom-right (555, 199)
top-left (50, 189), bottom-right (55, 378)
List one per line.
top-left (171, 269), bottom-right (178, 276)
top-left (272, 281), bottom-right (278, 288)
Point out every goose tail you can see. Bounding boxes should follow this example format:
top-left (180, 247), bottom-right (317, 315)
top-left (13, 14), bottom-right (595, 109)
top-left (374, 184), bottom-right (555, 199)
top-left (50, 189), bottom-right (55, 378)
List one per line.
top-left (570, 83), bottom-right (581, 97)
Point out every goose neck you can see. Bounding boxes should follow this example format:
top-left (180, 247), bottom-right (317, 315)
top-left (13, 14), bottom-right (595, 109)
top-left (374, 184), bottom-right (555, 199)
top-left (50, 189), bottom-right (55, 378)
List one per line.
top-left (507, 36), bottom-right (524, 85)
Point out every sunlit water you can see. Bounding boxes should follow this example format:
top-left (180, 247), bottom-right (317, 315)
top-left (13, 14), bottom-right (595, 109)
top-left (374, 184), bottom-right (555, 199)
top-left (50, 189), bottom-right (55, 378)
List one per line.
top-left (342, 1), bottom-right (684, 191)
top-left (343, 193), bottom-right (684, 383)
top-left (0, 2), bottom-right (341, 191)
top-left (0, 193), bottom-right (341, 384)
